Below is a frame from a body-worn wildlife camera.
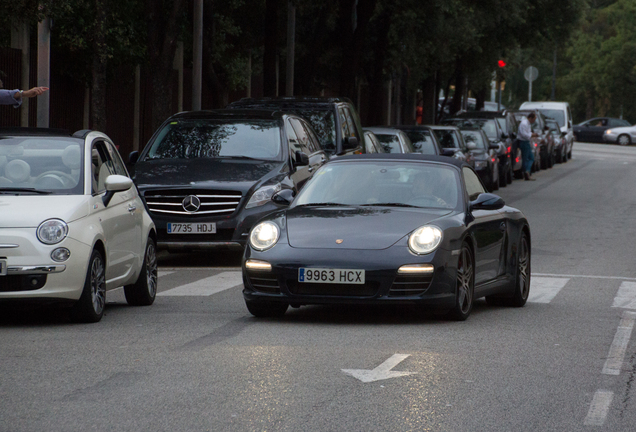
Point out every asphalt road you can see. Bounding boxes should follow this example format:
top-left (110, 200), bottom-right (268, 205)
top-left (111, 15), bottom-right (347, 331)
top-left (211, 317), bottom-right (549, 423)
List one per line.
top-left (3, 142), bottom-right (636, 431)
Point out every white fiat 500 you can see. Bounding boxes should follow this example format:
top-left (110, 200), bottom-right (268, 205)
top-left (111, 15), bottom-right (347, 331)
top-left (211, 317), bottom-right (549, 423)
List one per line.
top-left (0, 129), bottom-right (157, 322)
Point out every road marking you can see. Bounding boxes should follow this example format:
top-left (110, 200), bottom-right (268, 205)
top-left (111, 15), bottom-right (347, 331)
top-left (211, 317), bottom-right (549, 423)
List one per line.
top-left (528, 277), bottom-right (569, 303)
top-left (342, 354), bottom-right (417, 383)
top-left (158, 271), bottom-right (242, 296)
top-left (158, 271), bottom-right (175, 277)
top-left (533, 273), bottom-right (636, 281)
top-left (602, 310), bottom-right (636, 375)
top-left (612, 281), bottom-right (636, 310)
top-left (584, 390), bottom-right (613, 426)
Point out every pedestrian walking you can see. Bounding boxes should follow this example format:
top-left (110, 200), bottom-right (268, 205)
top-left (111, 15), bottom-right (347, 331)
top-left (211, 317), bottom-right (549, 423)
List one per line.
top-left (0, 79), bottom-right (48, 108)
top-left (517, 111), bottom-right (539, 181)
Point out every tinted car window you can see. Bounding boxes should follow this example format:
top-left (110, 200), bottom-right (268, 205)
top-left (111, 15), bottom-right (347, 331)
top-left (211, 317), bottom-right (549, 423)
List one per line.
top-left (538, 109), bottom-right (565, 127)
top-left (609, 118), bottom-right (630, 127)
top-left (461, 131), bottom-right (487, 150)
top-left (295, 161), bottom-right (460, 209)
top-left (433, 129), bottom-right (461, 149)
top-left (146, 120), bottom-right (282, 160)
top-left (403, 131), bottom-right (438, 155)
top-left (374, 134), bottom-right (403, 153)
top-left (463, 167), bottom-right (485, 201)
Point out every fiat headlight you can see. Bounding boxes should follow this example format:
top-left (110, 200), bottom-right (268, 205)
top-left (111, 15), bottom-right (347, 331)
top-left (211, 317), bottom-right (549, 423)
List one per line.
top-left (37, 219), bottom-right (68, 245)
top-left (249, 222), bottom-right (280, 251)
top-left (246, 184), bottom-right (282, 209)
top-left (408, 225), bottom-right (443, 255)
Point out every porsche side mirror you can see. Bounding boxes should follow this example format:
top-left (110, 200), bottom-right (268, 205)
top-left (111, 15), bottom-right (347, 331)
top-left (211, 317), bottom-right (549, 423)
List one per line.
top-left (272, 189), bottom-right (295, 206)
top-left (470, 193), bottom-right (505, 211)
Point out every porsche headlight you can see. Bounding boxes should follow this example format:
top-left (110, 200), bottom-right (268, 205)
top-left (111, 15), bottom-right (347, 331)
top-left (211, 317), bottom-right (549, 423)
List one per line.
top-left (408, 225), bottom-right (443, 255)
top-left (246, 184), bottom-right (282, 209)
top-left (249, 221), bottom-right (280, 251)
top-left (37, 219), bottom-right (68, 245)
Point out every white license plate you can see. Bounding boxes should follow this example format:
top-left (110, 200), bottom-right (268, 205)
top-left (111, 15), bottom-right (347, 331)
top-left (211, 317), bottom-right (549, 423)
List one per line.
top-left (0, 260), bottom-right (6, 276)
top-left (167, 223), bottom-right (216, 234)
top-left (298, 268), bottom-right (365, 284)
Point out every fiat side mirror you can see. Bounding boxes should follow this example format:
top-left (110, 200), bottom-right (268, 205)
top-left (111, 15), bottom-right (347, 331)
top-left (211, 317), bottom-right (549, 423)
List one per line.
top-left (103, 175), bottom-right (133, 206)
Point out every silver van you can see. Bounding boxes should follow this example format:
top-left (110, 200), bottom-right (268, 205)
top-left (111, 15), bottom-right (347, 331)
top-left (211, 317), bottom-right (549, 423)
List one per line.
top-left (519, 101), bottom-right (573, 158)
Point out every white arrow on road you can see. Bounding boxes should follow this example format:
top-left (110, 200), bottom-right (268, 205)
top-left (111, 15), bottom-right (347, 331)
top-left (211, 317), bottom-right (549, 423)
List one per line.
top-left (342, 354), bottom-right (417, 383)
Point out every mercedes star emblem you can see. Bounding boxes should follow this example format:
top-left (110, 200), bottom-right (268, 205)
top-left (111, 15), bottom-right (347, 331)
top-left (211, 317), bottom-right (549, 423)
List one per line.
top-left (182, 195), bottom-right (201, 213)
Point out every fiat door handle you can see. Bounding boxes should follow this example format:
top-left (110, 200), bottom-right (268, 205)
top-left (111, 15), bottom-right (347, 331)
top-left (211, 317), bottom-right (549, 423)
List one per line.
top-left (308, 166), bottom-right (314, 172)
top-left (128, 204), bottom-right (137, 212)
top-left (499, 222), bottom-right (506, 231)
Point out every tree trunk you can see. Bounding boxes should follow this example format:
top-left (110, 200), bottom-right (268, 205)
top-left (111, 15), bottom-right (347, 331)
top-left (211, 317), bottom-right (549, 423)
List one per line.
top-left (91, 0), bottom-right (108, 132)
top-left (146, 0), bottom-right (186, 131)
top-left (365, 11), bottom-right (392, 125)
top-left (421, 74), bottom-right (436, 125)
top-left (475, 88), bottom-right (486, 111)
top-left (449, 60), bottom-right (464, 116)
top-left (263, 0), bottom-right (280, 97)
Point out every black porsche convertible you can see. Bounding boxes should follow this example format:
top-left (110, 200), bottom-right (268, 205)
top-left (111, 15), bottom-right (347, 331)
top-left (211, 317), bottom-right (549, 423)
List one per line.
top-left (242, 154), bottom-right (531, 321)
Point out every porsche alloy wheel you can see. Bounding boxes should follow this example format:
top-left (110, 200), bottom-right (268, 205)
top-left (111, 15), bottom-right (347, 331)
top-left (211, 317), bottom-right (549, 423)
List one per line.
top-left (71, 249), bottom-right (106, 323)
top-left (447, 244), bottom-right (474, 321)
top-left (509, 233), bottom-right (531, 307)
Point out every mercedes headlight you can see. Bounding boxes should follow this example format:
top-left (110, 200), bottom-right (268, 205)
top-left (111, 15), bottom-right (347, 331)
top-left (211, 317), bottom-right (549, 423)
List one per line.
top-left (246, 184), bottom-right (282, 209)
top-left (408, 225), bottom-right (443, 255)
top-left (37, 219), bottom-right (68, 245)
top-left (249, 222), bottom-right (280, 251)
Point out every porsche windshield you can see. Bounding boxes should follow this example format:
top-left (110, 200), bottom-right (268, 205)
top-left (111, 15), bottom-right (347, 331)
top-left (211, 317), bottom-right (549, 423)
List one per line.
top-left (0, 137), bottom-right (84, 195)
top-left (146, 120), bottom-right (282, 160)
top-left (295, 161), bottom-right (460, 210)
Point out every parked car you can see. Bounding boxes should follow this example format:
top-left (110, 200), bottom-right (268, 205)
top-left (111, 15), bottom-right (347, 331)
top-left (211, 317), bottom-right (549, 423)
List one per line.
top-left (519, 101), bottom-right (574, 159)
top-left (604, 124), bottom-right (636, 146)
top-left (546, 118), bottom-right (567, 163)
top-left (227, 97), bottom-right (365, 157)
top-left (428, 125), bottom-right (474, 167)
top-left (0, 128), bottom-right (157, 323)
top-left (363, 130), bottom-right (384, 153)
top-left (442, 115), bottom-right (512, 186)
top-left (460, 128), bottom-right (499, 192)
top-left (242, 154), bottom-right (531, 321)
top-left (391, 125), bottom-right (445, 155)
top-left (574, 118), bottom-right (630, 143)
top-left (364, 127), bottom-right (415, 153)
top-left (129, 109), bottom-right (328, 252)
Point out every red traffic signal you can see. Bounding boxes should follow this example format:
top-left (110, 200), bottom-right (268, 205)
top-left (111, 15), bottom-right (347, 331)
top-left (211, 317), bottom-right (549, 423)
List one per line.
top-left (498, 60), bottom-right (506, 68)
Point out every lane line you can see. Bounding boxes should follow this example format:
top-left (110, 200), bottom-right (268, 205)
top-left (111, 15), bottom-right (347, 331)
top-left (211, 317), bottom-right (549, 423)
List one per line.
top-left (533, 273), bottom-right (636, 281)
top-left (602, 311), bottom-right (636, 375)
top-left (158, 271), bottom-right (243, 296)
top-left (528, 277), bottom-right (570, 303)
top-left (612, 281), bottom-right (636, 310)
top-left (584, 390), bottom-right (614, 426)
top-left (158, 271), bottom-right (175, 277)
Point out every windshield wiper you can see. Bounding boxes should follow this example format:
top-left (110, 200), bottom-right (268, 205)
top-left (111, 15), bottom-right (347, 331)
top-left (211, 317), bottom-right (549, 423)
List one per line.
top-left (297, 202), bottom-right (349, 207)
top-left (360, 202), bottom-right (419, 208)
top-left (0, 188), bottom-right (52, 195)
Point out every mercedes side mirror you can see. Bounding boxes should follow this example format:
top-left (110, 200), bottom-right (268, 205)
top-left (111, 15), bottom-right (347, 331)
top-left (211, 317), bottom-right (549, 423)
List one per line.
top-left (295, 151), bottom-right (309, 166)
top-left (489, 144), bottom-right (500, 150)
top-left (470, 193), bottom-right (505, 211)
top-left (343, 136), bottom-right (359, 150)
top-left (128, 151), bottom-right (139, 165)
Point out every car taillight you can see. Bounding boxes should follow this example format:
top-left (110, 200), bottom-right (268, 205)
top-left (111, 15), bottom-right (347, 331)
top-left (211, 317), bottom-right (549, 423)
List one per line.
top-left (507, 146), bottom-right (511, 153)
top-left (492, 157), bottom-right (496, 163)
top-left (516, 157), bottom-right (520, 163)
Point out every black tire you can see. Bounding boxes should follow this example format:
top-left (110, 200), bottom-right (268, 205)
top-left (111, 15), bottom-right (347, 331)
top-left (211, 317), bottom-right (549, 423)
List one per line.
top-left (562, 148), bottom-right (568, 162)
top-left (71, 249), bottom-right (106, 323)
top-left (618, 134), bottom-right (631, 146)
top-left (506, 162), bottom-right (513, 184)
top-left (446, 243), bottom-right (474, 321)
top-left (499, 166), bottom-right (507, 187)
top-left (124, 237), bottom-right (158, 306)
top-left (505, 233), bottom-right (531, 307)
top-left (245, 300), bottom-right (289, 317)
top-left (491, 170), bottom-right (499, 191)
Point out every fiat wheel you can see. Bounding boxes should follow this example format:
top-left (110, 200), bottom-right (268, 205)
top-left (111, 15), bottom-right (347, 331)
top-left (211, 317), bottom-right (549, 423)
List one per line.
top-left (71, 249), bottom-right (106, 323)
top-left (124, 237), bottom-right (158, 306)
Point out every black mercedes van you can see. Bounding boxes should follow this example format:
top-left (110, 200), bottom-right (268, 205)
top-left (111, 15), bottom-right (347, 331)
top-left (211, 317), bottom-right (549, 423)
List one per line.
top-left (129, 109), bottom-right (329, 251)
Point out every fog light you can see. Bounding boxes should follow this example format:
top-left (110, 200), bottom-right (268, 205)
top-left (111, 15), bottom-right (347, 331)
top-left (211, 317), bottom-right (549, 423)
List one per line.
top-left (398, 264), bottom-right (434, 274)
top-left (245, 259), bottom-right (272, 271)
top-left (51, 248), bottom-right (71, 262)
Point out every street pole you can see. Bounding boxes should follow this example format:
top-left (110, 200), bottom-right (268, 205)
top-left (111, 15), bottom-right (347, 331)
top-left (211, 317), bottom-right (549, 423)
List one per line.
top-left (192, 0), bottom-right (203, 111)
top-left (37, 17), bottom-right (51, 128)
top-left (497, 77), bottom-right (501, 111)
top-left (528, 80), bottom-right (532, 103)
top-left (285, 1), bottom-right (295, 97)
top-left (551, 47), bottom-right (557, 101)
